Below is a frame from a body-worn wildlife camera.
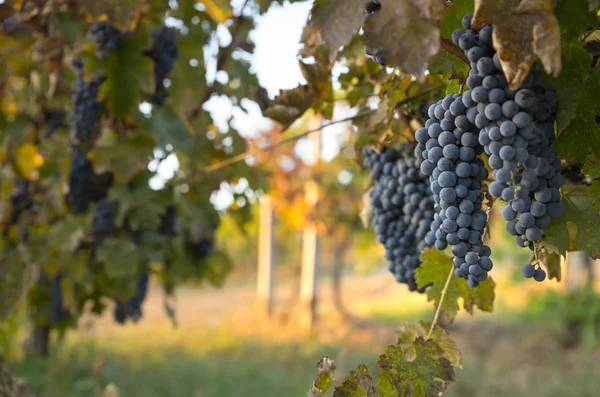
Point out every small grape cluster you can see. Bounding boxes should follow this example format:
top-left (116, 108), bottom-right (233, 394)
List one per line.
top-left (70, 58), bottom-right (103, 142)
top-left (66, 147), bottom-right (94, 213)
top-left (114, 272), bottom-right (149, 324)
top-left (50, 274), bottom-right (71, 324)
top-left (145, 28), bottom-right (178, 105)
top-left (363, 144), bottom-right (435, 291)
top-left (452, 14), bottom-right (564, 282)
top-left (9, 180), bottom-right (32, 226)
top-left (42, 108), bottom-right (67, 138)
top-left (416, 94), bottom-right (493, 288)
top-left (92, 201), bottom-right (117, 241)
top-left (89, 21), bottom-right (123, 59)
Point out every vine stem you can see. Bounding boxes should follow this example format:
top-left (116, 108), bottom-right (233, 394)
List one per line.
top-left (426, 264), bottom-right (454, 340)
top-left (440, 36), bottom-right (469, 64)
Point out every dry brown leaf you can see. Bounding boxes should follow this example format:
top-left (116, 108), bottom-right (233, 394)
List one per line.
top-left (362, 0), bottom-right (445, 78)
top-left (472, 0), bottom-right (561, 89)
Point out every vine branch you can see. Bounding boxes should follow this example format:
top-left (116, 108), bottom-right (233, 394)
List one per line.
top-left (426, 264), bottom-right (454, 340)
top-left (440, 36), bottom-right (469, 64)
top-left (198, 87), bottom-right (444, 175)
top-left (201, 110), bottom-right (376, 174)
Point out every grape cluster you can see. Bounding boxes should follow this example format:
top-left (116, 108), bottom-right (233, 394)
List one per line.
top-left (416, 94), bottom-right (493, 288)
top-left (145, 28), bottom-right (178, 105)
top-left (452, 14), bottom-right (564, 282)
top-left (92, 201), bottom-right (117, 241)
top-left (71, 58), bottom-right (103, 142)
top-left (9, 180), bottom-right (32, 225)
top-left (363, 144), bottom-right (435, 291)
top-left (50, 274), bottom-right (71, 324)
top-left (89, 21), bottom-right (122, 59)
top-left (66, 147), bottom-right (94, 213)
top-left (42, 108), bottom-right (67, 138)
top-left (114, 272), bottom-right (149, 324)
top-left (158, 205), bottom-right (177, 237)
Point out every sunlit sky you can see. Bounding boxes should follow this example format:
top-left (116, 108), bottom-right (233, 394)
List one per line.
top-left (154, 1), bottom-right (354, 208)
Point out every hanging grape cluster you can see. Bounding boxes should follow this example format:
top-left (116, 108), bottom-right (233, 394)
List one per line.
top-left (363, 145), bottom-right (435, 291)
top-left (415, 94), bottom-right (492, 288)
top-left (452, 14), bottom-right (564, 282)
top-left (145, 28), bottom-right (179, 105)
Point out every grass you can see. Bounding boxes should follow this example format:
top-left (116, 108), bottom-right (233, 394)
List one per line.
top-left (8, 263), bottom-right (600, 397)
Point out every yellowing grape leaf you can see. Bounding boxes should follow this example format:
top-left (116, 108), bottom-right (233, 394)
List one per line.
top-left (472, 0), bottom-right (561, 90)
top-left (377, 337), bottom-right (455, 397)
top-left (15, 143), bottom-right (44, 180)
top-left (302, 0), bottom-right (366, 63)
top-left (362, 0), bottom-right (444, 77)
top-left (197, 0), bottom-right (231, 23)
top-left (332, 365), bottom-right (377, 397)
top-left (396, 322), bottom-right (462, 369)
top-left (308, 357), bottom-right (337, 397)
top-left (415, 248), bottom-right (495, 322)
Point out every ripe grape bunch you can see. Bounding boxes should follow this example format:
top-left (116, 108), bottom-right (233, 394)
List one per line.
top-left (114, 272), bottom-right (150, 324)
top-left (415, 94), bottom-right (493, 288)
top-left (363, 145), bottom-right (435, 291)
top-left (89, 21), bottom-right (123, 59)
top-left (145, 28), bottom-right (179, 106)
top-left (70, 57), bottom-right (103, 143)
top-left (453, 14), bottom-right (564, 282)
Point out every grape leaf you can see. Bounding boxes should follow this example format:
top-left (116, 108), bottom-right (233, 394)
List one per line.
top-left (90, 128), bottom-right (155, 183)
top-left (554, 0), bottom-right (597, 43)
top-left (552, 65), bottom-right (600, 163)
top-left (440, 0), bottom-right (474, 39)
top-left (96, 237), bottom-right (140, 278)
top-left (377, 337), bottom-right (455, 397)
top-left (583, 153), bottom-right (600, 213)
top-left (86, 31), bottom-right (154, 118)
top-left (415, 248), bottom-right (495, 322)
top-left (543, 185), bottom-right (600, 259)
top-left (302, 0), bottom-right (365, 63)
top-left (540, 252), bottom-right (562, 281)
top-left (308, 357), bottom-right (337, 397)
top-left (47, 215), bottom-right (87, 254)
top-left (362, 0), bottom-right (445, 77)
top-left (332, 365), bottom-right (377, 397)
top-left (428, 50), bottom-right (469, 82)
top-left (396, 322), bottom-right (462, 369)
top-left (263, 85), bottom-right (313, 131)
top-left (471, 0), bottom-right (561, 90)
top-left (135, 106), bottom-right (194, 155)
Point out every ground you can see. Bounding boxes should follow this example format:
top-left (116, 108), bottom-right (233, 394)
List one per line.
top-left (9, 266), bottom-right (600, 397)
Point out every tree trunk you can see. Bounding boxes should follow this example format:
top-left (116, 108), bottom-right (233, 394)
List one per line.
top-left (30, 324), bottom-right (50, 358)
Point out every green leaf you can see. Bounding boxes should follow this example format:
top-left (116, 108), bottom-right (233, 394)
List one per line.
top-left (541, 184), bottom-right (600, 259)
top-left (109, 183), bottom-right (169, 231)
top-left (91, 128), bottom-right (155, 183)
top-left (555, 0), bottom-right (598, 42)
top-left (301, 0), bottom-right (365, 63)
top-left (96, 237), bottom-right (140, 278)
top-left (440, 0), bottom-right (474, 38)
top-left (332, 365), bottom-right (377, 397)
top-left (87, 31), bottom-right (154, 118)
top-left (472, 0), bottom-right (561, 89)
top-left (47, 215), bottom-right (87, 254)
top-left (377, 337), bottom-right (455, 397)
top-left (415, 248), bottom-right (495, 322)
top-left (445, 80), bottom-right (461, 96)
top-left (362, 0), bottom-right (445, 77)
top-left (418, 322), bottom-right (462, 369)
top-left (428, 50), bottom-right (469, 82)
top-left (136, 105), bottom-right (194, 155)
